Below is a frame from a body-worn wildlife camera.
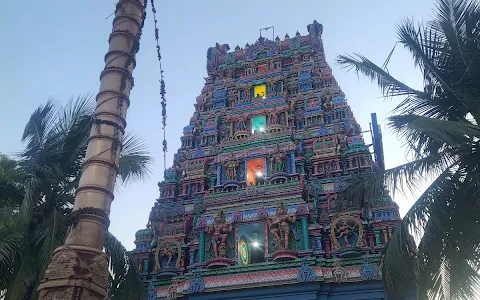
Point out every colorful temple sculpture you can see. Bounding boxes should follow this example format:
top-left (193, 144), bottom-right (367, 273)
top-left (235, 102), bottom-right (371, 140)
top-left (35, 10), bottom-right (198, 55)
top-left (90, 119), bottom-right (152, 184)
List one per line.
top-left (132, 21), bottom-right (404, 300)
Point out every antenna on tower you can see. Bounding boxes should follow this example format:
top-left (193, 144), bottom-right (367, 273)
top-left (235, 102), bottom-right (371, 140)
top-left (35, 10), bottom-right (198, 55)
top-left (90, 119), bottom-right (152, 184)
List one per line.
top-left (259, 26), bottom-right (275, 41)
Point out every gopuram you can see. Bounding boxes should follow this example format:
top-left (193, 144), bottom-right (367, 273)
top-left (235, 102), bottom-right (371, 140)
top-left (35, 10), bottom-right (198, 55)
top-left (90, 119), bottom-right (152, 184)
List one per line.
top-left (132, 21), bottom-right (402, 300)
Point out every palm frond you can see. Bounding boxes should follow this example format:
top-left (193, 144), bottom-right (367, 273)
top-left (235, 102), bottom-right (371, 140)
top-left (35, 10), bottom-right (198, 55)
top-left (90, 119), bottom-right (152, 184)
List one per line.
top-left (16, 178), bottom-right (42, 228)
top-left (340, 151), bottom-right (457, 206)
top-left (105, 232), bottom-right (146, 300)
top-left (118, 132), bottom-right (152, 184)
top-left (32, 208), bottom-right (68, 286)
top-left (397, 13), bottom-right (480, 122)
top-left (338, 1), bottom-right (480, 298)
top-left (387, 114), bottom-right (480, 157)
top-left (0, 231), bottom-right (26, 272)
top-left (21, 100), bottom-right (57, 147)
top-left (3, 254), bottom-right (37, 300)
top-left (55, 94), bottom-right (95, 136)
top-left (384, 167), bottom-right (480, 299)
top-left (54, 95), bottom-right (94, 182)
top-left (336, 53), bottom-right (426, 98)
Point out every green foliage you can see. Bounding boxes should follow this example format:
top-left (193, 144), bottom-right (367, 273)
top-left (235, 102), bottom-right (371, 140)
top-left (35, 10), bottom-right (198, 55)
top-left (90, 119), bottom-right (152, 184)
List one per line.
top-left (0, 155), bottom-right (24, 228)
top-left (0, 95), bottom-right (152, 299)
top-left (337, 0), bottom-right (480, 299)
top-left (106, 232), bottom-right (146, 300)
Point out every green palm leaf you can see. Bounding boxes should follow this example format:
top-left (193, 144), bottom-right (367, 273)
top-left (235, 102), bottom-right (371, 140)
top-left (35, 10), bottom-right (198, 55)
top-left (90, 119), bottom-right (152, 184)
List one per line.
top-left (105, 232), bottom-right (146, 300)
top-left (118, 132), bottom-right (152, 184)
top-left (337, 0), bottom-right (480, 298)
top-left (0, 94), bottom-right (153, 299)
top-left (3, 254), bottom-right (37, 300)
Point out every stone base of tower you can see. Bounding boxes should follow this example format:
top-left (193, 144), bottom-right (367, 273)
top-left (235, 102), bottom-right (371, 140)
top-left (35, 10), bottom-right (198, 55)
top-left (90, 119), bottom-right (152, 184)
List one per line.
top-left (184, 282), bottom-right (388, 300)
top-left (37, 246), bottom-right (108, 300)
top-left (147, 256), bottom-right (416, 300)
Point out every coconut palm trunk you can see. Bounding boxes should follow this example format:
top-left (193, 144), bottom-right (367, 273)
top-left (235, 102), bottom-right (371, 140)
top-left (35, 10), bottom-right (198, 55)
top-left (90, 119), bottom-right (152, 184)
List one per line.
top-left (37, 1), bottom-right (146, 299)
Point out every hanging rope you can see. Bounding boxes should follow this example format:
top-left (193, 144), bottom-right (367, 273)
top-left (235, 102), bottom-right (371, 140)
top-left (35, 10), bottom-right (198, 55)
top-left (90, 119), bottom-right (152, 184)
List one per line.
top-left (150, 0), bottom-right (168, 174)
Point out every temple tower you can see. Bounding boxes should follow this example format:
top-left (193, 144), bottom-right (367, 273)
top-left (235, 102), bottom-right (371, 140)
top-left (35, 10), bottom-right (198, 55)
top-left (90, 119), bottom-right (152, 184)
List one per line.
top-left (132, 21), bottom-right (401, 300)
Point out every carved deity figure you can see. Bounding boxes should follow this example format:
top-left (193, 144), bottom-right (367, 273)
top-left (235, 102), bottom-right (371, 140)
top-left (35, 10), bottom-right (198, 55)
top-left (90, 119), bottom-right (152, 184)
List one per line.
top-left (207, 210), bottom-right (233, 258)
top-left (172, 157), bottom-right (182, 179)
top-left (271, 146), bottom-right (286, 173)
top-left (335, 220), bottom-right (356, 247)
top-left (224, 153), bottom-right (239, 181)
top-left (269, 112), bottom-right (279, 125)
top-left (147, 221), bottom-right (157, 248)
top-left (159, 243), bottom-right (175, 268)
top-left (236, 120), bottom-right (246, 132)
top-left (268, 203), bottom-right (296, 251)
top-left (321, 88), bottom-right (334, 111)
top-left (308, 98), bottom-right (318, 109)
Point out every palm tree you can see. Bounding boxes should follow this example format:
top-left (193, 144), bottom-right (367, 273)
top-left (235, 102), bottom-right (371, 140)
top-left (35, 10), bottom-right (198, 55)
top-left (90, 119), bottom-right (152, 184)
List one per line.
top-left (0, 95), bottom-right (150, 300)
top-left (0, 155), bottom-right (24, 227)
top-left (336, 0), bottom-right (480, 299)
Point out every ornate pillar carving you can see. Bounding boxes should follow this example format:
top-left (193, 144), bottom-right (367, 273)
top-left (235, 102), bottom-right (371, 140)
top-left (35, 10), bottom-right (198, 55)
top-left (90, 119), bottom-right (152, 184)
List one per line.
top-left (198, 231), bottom-right (206, 263)
top-left (216, 165), bottom-right (222, 185)
top-left (383, 227), bottom-right (389, 244)
top-left (301, 217), bottom-right (310, 250)
top-left (374, 228), bottom-right (382, 246)
top-left (290, 152), bottom-right (296, 173)
top-left (143, 258), bottom-right (149, 274)
top-left (189, 248), bottom-right (196, 265)
top-left (37, 1), bottom-right (146, 299)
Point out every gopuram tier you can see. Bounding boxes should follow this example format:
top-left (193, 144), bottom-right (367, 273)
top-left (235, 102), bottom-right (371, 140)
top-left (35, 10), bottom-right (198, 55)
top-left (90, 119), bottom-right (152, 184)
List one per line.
top-left (132, 21), bottom-right (402, 300)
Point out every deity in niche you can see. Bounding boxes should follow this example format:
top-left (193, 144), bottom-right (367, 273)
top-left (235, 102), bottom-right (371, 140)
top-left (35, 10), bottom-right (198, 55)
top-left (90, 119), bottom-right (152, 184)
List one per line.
top-left (156, 240), bottom-right (181, 270)
top-left (269, 112), bottom-right (279, 125)
top-left (336, 221), bottom-right (355, 247)
top-left (331, 215), bottom-right (362, 249)
top-left (321, 88), bottom-right (334, 111)
top-left (224, 153), bottom-right (239, 181)
top-left (268, 203), bottom-right (296, 251)
top-left (283, 90), bottom-right (290, 103)
top-left (172, 157), bottom-right (182, 179)
top-left (270, 149), bottom-right (286, 173)
top-left (236, 119), bottom-right (246, 132)
top-left (159, 243), bottom-right (175, 268)
top-left (279, 113), bottom-right (285, 125)
top-left (207, 210), bottom-right (233, 258)
top-left (307, 97), bottom-right (318, 109)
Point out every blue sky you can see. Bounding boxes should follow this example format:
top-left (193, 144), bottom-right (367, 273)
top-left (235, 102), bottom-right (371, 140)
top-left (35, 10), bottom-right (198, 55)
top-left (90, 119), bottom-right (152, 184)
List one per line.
top-left (0, 0), bottom-right (435, 249)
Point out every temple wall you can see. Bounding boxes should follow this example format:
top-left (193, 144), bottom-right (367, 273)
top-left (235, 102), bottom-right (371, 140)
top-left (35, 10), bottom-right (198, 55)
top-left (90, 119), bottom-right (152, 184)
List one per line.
top-left (186, 282), bottom-right (388, 300)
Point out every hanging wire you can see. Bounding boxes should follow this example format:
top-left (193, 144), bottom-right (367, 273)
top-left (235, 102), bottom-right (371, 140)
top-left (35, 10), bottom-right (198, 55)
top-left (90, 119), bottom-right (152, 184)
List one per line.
top-left (150, 0), bottom-right (168, 174)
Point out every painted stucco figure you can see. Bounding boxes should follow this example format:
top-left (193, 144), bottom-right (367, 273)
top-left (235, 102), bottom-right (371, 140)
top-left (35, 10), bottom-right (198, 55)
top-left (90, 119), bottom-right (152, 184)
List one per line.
top-left (207, 210), bottom-right (233, 258)
top-left (224, 153), bottom-right (239, 181)
top-left (268, 203), bottom-right (296, 250)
